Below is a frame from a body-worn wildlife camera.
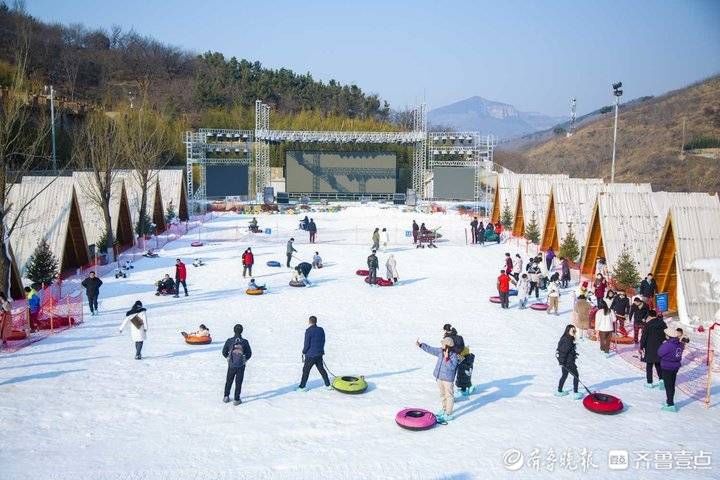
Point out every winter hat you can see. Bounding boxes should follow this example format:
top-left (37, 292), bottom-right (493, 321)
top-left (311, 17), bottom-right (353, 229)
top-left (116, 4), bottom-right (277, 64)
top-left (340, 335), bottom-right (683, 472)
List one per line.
top-left (441, 337), bottom-right (454, 348)
top-left (581, 281), bottom-right (589, 287)
top-left (664, 328), bottom-right (680, 338)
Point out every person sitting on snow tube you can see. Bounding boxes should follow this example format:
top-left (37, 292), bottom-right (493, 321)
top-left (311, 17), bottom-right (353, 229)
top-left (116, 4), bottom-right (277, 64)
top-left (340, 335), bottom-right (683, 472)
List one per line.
top-left (249, 217), bottom-right (260, 233)
top-left (155, 274), bottom-right (176, 295)
top-left (248, 279), bottom-right (267, 291)
top-left (299, 216), bottom-right (310, 231)
top-left (182, 324), bottom-right (210, 338)
top-left (143, 248), bottom-right (159, 258)
top-left (312, 252), bottom-right (323, 269)
top-left (294, 262), bottom-right (313, 286)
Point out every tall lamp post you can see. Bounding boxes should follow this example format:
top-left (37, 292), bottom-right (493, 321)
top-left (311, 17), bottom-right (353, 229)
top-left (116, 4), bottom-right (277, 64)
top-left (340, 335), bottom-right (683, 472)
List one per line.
top-left (44, 85), bottom-right (57, 173)
top-left (610, 81), bottom-right (623, 183)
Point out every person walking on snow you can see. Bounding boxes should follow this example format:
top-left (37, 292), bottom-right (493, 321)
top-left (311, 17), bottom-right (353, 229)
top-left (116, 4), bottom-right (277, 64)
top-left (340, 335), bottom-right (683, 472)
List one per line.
top-left (639, 273), bottom-right (658, 309)
top-left (412, 220), bottom-right (419, 244)
top-left (416, 336), bottom-right (460, 422)
top-left (504, 253), bottom-right (513, 275)
top-left (593, 273), bottom-right (607, 306)
top-left (516, 273), bottom-right (530, 309)
top-left (512, 254), bottom-right (522, 280)
top-left (174, 258), bottom-right (188, 297)
top-left (221, 323), bottom-right (252, 405)
top-left (555, 324), bottom-right (583, 399)
top-left (547, 278), bottom-right (561, 315)
top-left (286, 238), bottom-right (297, 268)
top-left (382, 227), bottom-right (390, 251)
top-left (0, 292), bottom-right (12, 348)
top-left (610, 291), bottom-right (630, 336)
top-left (527, 263), bottom-right (541, 300)
top-left (470, 217), bottom-right (478, 244)
top-left (367, 250), bottom-right (379, 284)
top-left (657, 328), bottom-right (685, 412)
top-left (640, 310), bottom-right (667, 388)
top-left (573, 295), bottom-right (591, 340)
top-left (297, 316), bottom-right (331, 391)
top-left (119, 300), bottom-right (148, 360)
top-left (560, 257), bottom-right (571, 289)
top-left (595, 300), bottom-right (614, 355)
top-left (241, 248), bottom-right (254, 278)
top-left (372, 228), bottom-right (380, 251)
top-left (386, 254), bottom-right (399, 283)
top-left (497, 270), bottom-right (511, 309)
top-left (308, 219), bottom-right (317, 243)
top-left (546, 247), bottom-right (556, 271)
top-left (630, 297), bottom-right (649, 343)
top-left (477, 221), bottom-right (485, 245)
top-left (81, 271), bottom-right (103, 316)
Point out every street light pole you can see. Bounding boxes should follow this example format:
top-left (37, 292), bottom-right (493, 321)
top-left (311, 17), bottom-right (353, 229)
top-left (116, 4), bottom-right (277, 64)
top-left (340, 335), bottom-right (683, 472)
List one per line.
top-left (610, 82), bottom-right (623, 184)
top-left (45, 85), bottom-right (57, 172)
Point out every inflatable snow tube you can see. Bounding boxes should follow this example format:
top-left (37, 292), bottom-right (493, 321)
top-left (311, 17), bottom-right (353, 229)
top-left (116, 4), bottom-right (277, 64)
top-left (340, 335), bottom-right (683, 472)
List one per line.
top-left (36, 316), bottom-right (75, 330)
top-left (489, 296), bottom-right (501, 304)
top-left (613, 335), bottom-right (635, 345)
top-left (332, 375), bottom-right (368, 394)
top-left (583, 392), bottom-right (624, 415)
top-left (7, 330), bottom-right (27, 341)
top-left (508, 289), bottom-right (518, 297)
top-left (395, 408), bottom-right (437, 431)
top-left (185, 335), bottom-right (212, 345)
top-left (364, 277), bottom-right (393, 286)
top-left (266, 260), bottom-right (281, 267)
top-left (289, 280), bottom-right (306, 287)
top-left (530, 303), bottom-right (549, 311)
top-left (356, 269), bottom-right (369, 276)
top-left (191, 241), bottom-right (203, 247)
top-left (246, 288), bottom-right (264, 296)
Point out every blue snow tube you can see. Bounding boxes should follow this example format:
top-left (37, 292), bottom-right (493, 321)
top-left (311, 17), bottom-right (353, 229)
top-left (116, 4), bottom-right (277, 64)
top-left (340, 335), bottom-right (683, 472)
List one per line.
top-left (266, 261), bottom-right (281, 267)
top-left (509, 289), bottom-right (518, 297)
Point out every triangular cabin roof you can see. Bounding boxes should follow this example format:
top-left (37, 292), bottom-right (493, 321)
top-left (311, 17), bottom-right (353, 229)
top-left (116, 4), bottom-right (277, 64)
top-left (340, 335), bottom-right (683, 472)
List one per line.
top-left (115, 170), bottom-right (166, 233)
top-left (491, 173), bottom-right (568, 223)
top-left (153, 169), bottom-right (188, 221)
top-left (8, 177), bottom-right (90, 275)
top-left (651, 199), bottom-right (720, 324)
top-left (541, 181), bottom-right (651, 252)
top-left (651, 192), bottom-right (720, 224)
top-left (72, 172), bottom-right (133, 248)
top-left (511, 176), bottom-right (583, 237)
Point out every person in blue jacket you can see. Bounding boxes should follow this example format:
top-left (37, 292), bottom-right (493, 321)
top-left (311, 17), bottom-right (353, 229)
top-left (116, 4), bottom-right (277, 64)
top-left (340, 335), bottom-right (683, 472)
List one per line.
top-left (417, 336), bottom-right (460, 422)
top-left (296, 315), bottom-right (331, 391)
top-left (25, 287), bottom-right (41, 332)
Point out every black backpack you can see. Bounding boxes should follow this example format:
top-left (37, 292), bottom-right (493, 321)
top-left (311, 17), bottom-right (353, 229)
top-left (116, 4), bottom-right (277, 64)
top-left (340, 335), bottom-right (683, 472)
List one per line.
top-left (228, 338), bottom-right (246, 367)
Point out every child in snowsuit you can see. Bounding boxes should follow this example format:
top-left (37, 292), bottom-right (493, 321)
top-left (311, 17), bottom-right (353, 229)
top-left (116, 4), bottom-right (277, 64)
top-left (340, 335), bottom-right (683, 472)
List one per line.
top-left (417, 336), bottom-right (460, 422)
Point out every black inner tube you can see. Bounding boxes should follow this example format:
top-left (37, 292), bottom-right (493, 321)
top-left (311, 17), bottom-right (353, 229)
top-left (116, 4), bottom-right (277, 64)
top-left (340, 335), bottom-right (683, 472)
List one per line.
top-left (340, 376), bottom-right (359, 382)
top-left (406, 410), bottom-right (427, 418)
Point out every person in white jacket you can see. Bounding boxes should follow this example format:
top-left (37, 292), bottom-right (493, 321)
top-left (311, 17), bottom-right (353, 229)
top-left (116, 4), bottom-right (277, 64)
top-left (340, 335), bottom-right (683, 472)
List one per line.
top-left (512, 254), bottom-right (522, 280)
top-left (119, 300), bottom-right (148, 360)
top-left (547, 280), bottom-right (561, 315)
top-left (537, 254), bottom-right (550, 290)
top-left (516, 273), bottom-right (530, 309)
top-left (381, 228), bottom-right (390, 251)
top-left (595, 300), bottom-right (615, 356)
top-left (386, 254), bottom-right (399, 283)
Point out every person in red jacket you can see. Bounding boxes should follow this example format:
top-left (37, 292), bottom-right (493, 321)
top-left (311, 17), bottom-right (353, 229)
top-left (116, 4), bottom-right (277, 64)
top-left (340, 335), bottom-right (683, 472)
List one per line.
top-left (242, 248), bottom-right (254, 278)
top-left (497, 269), bottom-right (511, 309)
top-left (174, 258), bottom-right (188, 297)
top-left (494, 222), bottom-right (503, 244)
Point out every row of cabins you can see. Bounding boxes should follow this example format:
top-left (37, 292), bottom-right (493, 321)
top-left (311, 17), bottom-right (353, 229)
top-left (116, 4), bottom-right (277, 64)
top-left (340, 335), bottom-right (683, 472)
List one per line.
top-left (487, 173), bottom-right (720, 327)
top-left (3, 169), bottom-right (188, 299)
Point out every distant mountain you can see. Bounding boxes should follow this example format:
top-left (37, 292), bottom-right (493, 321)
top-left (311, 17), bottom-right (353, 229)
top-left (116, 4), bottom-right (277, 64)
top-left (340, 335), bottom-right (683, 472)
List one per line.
top-left (428, 96), bottom-right (568, 139)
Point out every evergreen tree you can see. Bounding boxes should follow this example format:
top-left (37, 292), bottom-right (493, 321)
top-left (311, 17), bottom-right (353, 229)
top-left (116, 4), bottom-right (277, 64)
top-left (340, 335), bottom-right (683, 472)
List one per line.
top-left (612, 247), bottom-right (642, 290)
top-left (559, 227), bottom-right (580, 262)
top-left (501, 200), bottom-right (514, 229)
top-left (136, 212), bottom-right (153, 237)
top-left (165, 203), bottom-right (177, 224)
top-left (26, 240), bottom-right (59, 286)
top-left (524, 211), bottom-right (541, 244)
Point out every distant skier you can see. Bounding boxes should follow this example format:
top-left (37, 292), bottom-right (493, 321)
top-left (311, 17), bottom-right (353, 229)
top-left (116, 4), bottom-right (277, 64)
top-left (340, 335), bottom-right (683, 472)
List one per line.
top-left (297, 315), bottom-right (331, 392)
top-left (372, 228), bottom-right (380, 251)
top-left (118, 300), bottom-right (148, 360)
top-left (555, 324), bottom-right (583, 399)
top-left (174, 258), bottom-right (188, 297)
top-left (308, 219), bottom-right (317, 243)
top-left (416, 336), bottom-right (460, 422)
top-left (242, 248), bottom-right (254, 278)
top-left (286, 238), bottom-right (297, 268)
top-left (386, 254), bottom-right (399, 284)
top-left (640, 310), bottom-right (667, 388)
top-left (367, 250), bottom-right (379, 284)
top-left (221, 323), bottom-right (252, 405)
top-left (81, 271), bottom-right (103, 316)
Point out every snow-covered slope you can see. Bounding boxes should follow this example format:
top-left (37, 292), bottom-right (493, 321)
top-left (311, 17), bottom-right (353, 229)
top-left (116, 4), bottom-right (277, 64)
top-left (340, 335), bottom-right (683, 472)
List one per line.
top-left (0, 205), bottom-right (717, 480)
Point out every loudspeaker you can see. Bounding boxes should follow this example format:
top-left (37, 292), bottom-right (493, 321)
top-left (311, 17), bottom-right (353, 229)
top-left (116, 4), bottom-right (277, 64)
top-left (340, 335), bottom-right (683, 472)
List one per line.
top-left (263, 187), bottom-right (275, 205)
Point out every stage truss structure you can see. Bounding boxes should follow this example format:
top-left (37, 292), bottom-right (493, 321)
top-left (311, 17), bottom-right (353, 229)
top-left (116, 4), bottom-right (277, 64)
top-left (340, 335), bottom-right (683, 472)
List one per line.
top-left (185, 100), bottom-right (495, 207)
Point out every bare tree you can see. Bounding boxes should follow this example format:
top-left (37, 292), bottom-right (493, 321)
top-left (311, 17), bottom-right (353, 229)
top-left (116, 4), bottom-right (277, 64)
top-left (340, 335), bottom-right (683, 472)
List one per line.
top-left (117, 88), bottom-right (170, 237)
top-left (72, 112), bottom-right (121, 260)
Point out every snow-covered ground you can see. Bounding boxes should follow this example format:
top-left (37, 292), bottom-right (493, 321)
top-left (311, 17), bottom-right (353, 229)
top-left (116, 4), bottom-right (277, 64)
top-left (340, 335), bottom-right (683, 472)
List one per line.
top-left (1, 205), bottom-right (718, 480)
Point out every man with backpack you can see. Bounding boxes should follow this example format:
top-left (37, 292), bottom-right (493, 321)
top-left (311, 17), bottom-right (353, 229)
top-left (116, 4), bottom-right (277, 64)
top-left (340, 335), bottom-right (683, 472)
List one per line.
top-left (297, 315), bottom-right (331, 392)
top-left (222, 324), bottom-right (252, 405)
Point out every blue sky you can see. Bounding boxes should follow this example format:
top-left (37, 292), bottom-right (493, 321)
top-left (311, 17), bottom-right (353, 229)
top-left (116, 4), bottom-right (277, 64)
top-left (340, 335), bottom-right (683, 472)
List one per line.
top-left (26, 0), bottom-right (720, 116)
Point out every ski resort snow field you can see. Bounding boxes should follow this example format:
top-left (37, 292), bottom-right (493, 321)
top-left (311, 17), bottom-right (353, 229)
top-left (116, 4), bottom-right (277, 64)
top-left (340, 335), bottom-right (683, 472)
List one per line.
top-left (1, 205), bottom-right (718, 480)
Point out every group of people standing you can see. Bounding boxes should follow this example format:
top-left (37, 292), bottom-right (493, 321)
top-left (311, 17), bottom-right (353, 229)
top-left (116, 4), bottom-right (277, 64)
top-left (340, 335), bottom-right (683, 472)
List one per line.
top-left (366, 249), bottom-right (399, 285)
top-left (469, 217), bottom-right (503, 245)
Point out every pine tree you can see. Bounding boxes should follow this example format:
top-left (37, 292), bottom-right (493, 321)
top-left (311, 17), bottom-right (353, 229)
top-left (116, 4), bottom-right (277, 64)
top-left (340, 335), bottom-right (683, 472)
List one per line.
top-left (26, 239), bottom-right (59, 286)
top-left (612, 246), bottom-right (642, 290)
top-left (559, 227), bottom-right (580, 262)
top-left (165, 202), bottom-right (177, 224)
top-left (501, 200), bottom-right (514, 229)
top-left (136, 212), bottom-right (153, 237)
top-left (524, 211), bottom-right (541, 244)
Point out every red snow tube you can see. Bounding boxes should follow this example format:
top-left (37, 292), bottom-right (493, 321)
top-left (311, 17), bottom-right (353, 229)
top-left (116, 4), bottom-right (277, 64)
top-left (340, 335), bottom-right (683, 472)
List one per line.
top-left (185, 335), bottom-right (212, 345)
top-left (489, 296), bottom-right (501, 303)
top-left (583, 392), bottom-right (624, 415)
top-left (365, 277), bottom-right (393, 286)
top-left (530, 303), bottom-right (549, 311)
top-left (36, 316), bottom-right (75, 330)
top-left (356, 269), bottom-right (369, 276)
top-left (395, 408), bottom-right (437, 431)
top-left (191, 241), bottom-right (203, 247)
top-left (7, 330), bottom-right (27, 341)
top-left (613, 335), bottom-right (635, 344)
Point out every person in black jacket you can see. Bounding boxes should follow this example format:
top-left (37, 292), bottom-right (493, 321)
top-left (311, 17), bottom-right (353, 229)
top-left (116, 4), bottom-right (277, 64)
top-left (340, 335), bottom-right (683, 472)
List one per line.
top-left (367, 250), bottom-right (379, 284)
top-left (297, 316), bottom-right (331, 391)
top-left (222, 324), bottom-right (252, 405)
top-left (610, 291), bottom-right (631, 335)
top-left (640, 310), bottom-right (667, 388)
top-left (81, 271), bottom-right (103, 316)
top-left (470, 217), bottom-right (478, 244)
top-left (629, 297), bottom-right (649, 343)
top-left (412, 220), bottom-right (419, 244)
top-left (308, 219), bottom-right (317, 243)
top-left (639, 273), bottom-right (658, 308)
top-left (555, 324), bottom-right (583, 399)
